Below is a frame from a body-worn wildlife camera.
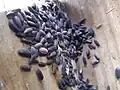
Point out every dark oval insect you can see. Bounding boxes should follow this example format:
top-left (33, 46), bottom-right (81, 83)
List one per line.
top-left (78, 18), bottom-right (86, 25)
top-left (20, 11), bottom-right (28, 21)
top-left (20, 64), bottom-right (31, 72)
top-left (39, 30), bottom-right (46, 36)
top-left (38, 62), bottom-right (46, 67)
top-left (30, 46), bottom-right (38, 55)
top-left (44, 42), bottom-right (53, 48)
top-left (24, 10), bottom-right (31, 16)
top-left (26, 15), bottom-right (38, 24)
top-left (40, 38), bottom-right (47, 45)
top-left (88, 44), bottom-right (96, 50)
top-left (8, 19), bottom-right (21, 33)
top-left (94, 39), bottom-right (100, 47)
top-left (35, 14), bottom-right (43, 23)
top-left (87, 28), bottom-right (95, 37)
top-left (24, 28), bottom-right (33, 34)
top-left (6, 11), bottom-right (15, 19)
top-left (18, 49), bottom-right (31, 57)
top-left (27, 21), bottom-right (39, 28)
top-left (75, 57), bottom-right (79, 63)
top-left (36, 69), bottom-right (44, 80)
top-left (20, 38), bottom-right (34, 45)
top-left (26, 15), bottom-right (33, 21)
top-left (32, 4), bottom-right (39, 12)
top-left (92, 57), bottom-right (99, 66)
top-left (15, 32), bottom-right (25, 38)
top-left (41, 5), bottom-right (47, 10)
top-left (34, 42), bottom-right (43, 49)
top-left (59, 42), bottom-right (66, 49)
top-left (13, 15), bottom-right (23, 29)
top-left (94, 54), bottom-right (100, 61)
top-left (84, 40), bottom-right (92, 44)
top-left (57, 80), bottom-right (64, 89)
top-left (32, 30), bottom-right (38, 35)
top-left (28, 6), bottom-right (38, 14)
top-left (89, 86), bottom-right (96, 90)
top-left (17, 12), bottom-right (24, 23)
top-left (47, 51), bottom-right (57, 59)
top-left (51, 30), bottom-right (56, 34)
top-left (46, 32), bottom-right (52, 39)
top-left (39, 47), bottom-right (48, 55)
top-left (41, 15), bottom-right (48, 22)
top-left (44, 27), bottom-right (51, 33)
top-left (48, 45), bottom-right (58, 52)
top-left (60, 79), bottom-right (66, 86)
top-left (115, 67), bottom-right (120, 79)
top-left (46, 60), bottom-right (54, 65)
top-left (55, 57), bottom-right (61, 65)
top-left (86, 50), bottom-right (91, 59)
top-left (107, 85), bottom-right (110, 90)
top-left (86, 78), bottom-right (90, 83)
top-left (41, 22), bottom-right (46, 29)
top-left (79, 26), bottom-right (87, 30)
top-left (31, 14), bottom-right (38, 23)
top-left (22, 21), bottom-right (29, 29)
top-left (78, 69), bottom-right (83, 80)
top-left (35, 31), bottom-right (41, 41)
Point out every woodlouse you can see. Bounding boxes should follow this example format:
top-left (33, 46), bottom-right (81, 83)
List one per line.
top-left (9, 19), bottom-right (20, 33)
top-left (36, 69), bottom-right (44, 81)
top-left (39, 47), bottom-right (48, 55)
top-left (18, 49), bottom-right (31, 57)
top-left (115, 67), bottom-right (120, 79)
top-left (86, 50), bottom-right (91, 59)
top-left (38, 62), bottom-right (46, 67)
top-left (20, 65), bottom-right (31, 72)
top-left (46, 60), bottom-right (54, 65)
top-left (87, 28), bottom-right (95, 37)
top-left (107, 85), bottom-right (110, 90)
top-left (82, 56), bottom-right (87, 67)
top-left (94, 39), bottom-right (100, 47)
top-left (88, 44), bottom-right (96, 50)
top-left (13, 15), bottom-right (23, 29)
top-left (78, 18), bottom-right (86, 25)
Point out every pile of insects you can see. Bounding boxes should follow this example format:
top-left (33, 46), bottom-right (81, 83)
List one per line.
top-left (6, 0), bottom-right (100, 90)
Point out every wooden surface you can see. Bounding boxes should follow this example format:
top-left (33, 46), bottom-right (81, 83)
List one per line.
top-left (0, 0), bottom-right (120, 90)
